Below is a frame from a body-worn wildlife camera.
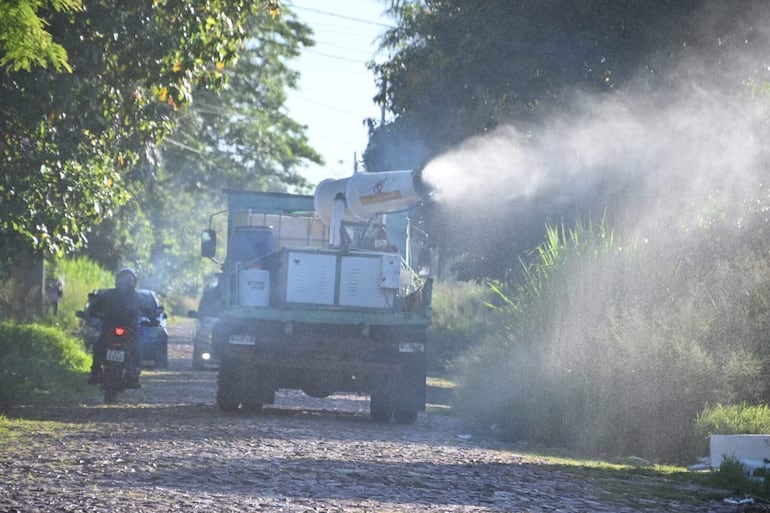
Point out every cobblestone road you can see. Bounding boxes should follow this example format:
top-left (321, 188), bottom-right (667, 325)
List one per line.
top-left (0, 323), bottom-right (734, 512)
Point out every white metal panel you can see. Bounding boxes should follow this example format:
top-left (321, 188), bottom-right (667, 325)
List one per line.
top-left (238, 269), bottom-right (270, 307)
top-left (285, 252), bottom-right (336, 305)
top-left (339, 255), bottom-right (394, 308)
top-left (380, 254), bottom-right (401, 289)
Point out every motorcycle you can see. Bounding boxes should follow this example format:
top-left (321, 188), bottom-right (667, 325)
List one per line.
top-left (101, 321), bottom-right (142, 404)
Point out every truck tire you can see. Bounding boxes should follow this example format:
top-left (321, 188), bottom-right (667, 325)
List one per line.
top-left (244, 367), bottom-right (275, 410)
top-left (393, 410), bottom-right (418, 424)
top-left (370, 409), bottom-right (391, 423)
top-left (301, 387), bottom-right (332, 399)
top-left (369, 390), bottom-right (391, 423)
top-left (216, 365), bottom-right (240, 412)
top-left (241, 398), bottom-right (263, 412)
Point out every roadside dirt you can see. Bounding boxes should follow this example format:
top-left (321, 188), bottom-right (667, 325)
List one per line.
top-left (0, 322), bottom-right (734, 512)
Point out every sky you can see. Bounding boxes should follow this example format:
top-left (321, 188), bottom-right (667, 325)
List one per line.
top-left (283, 1), bottom-right (393, 185)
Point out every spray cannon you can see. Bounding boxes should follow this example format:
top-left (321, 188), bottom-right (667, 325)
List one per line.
top-left (313, 168), bottom-right (429, 248)
top-left (314, 168), bottom-right (428, 224)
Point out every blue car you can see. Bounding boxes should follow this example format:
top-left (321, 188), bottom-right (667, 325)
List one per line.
top-left (77, 289), bottom-right (169, 369)
top-left (136, 289), bottom-right (169, 368)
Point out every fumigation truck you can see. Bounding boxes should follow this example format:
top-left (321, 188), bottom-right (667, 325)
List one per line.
top-left (201, 169), bottom-right (433, 423)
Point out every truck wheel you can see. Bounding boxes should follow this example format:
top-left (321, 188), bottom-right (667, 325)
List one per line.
top-left (241, 399), bottom-right (263, 412)
top-left (393, 410), bottom-right (418, 424)
top-left (369, 391), bottom-right (391, 422)
top-left (370, 409), bottom-right (391, 423)
top-left (216, 368), bottom-right (240, 412)
top-left (302, 388), bottom-right (332, 399)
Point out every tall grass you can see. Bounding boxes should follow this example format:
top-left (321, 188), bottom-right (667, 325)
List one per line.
top-left (45, 257), bottom-right (113, 332)
top-left (693, 404), bottom-right (770, 455)
top-left (696, 404), bottom-right (770, 435)
top-left (428, 280), bottom-right (496, 371)
top-left (454, 216), bottom-right (770, 464)
top-left (0, 257), bottom-right (112, 329)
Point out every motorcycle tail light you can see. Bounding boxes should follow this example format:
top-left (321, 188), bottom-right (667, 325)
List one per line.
top-left (114, 326), bottom-right (126, 336)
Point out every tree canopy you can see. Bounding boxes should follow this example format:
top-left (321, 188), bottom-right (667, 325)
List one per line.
top-left (365, 0), bottom-right (770, 281)
top-left (365, 0), bottom-right (706, 171)
top-left (79, 6), bottom-right (322, 297)
top-left (0, 0), bottom-right (83, 72)
top-left (160, 11), bottom-right (322, 194)
top-left (0, 1), bottom-right (278, 262)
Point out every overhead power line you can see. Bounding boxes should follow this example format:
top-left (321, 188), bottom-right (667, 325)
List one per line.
top-left (316, 40), bottom-right (377, 58)
top-left (305, 48), bottom-right (371, 65)
top-left (287, 4), bottom-right (395, 29)
top-left (289, 95), bottom-right (371, 117)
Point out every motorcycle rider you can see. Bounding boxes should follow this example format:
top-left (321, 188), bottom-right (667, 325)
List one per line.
top-left (87, 268), bottom-right (155, 387)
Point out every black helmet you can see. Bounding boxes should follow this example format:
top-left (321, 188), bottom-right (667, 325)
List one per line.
top-left (115, 267), bottom-right (138, 291)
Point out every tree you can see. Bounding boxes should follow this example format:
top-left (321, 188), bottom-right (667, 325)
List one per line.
top-left (0, 1), bottom-right (281, 317)
top-left (80, 6), bottom-right (323, 300)
top-left (364, 0), bottom-right (728, 281)
top-left (366, 0), bottom-right (706, 171)
top-left (0, 0), bottom-right (276, 263)
top-left (160, 9), bottom-right (322, 194)
top-left (0, 0), bottom-right (83, 72)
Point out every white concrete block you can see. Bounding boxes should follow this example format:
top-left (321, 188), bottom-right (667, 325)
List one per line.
top-left (710, 434), bottom-right (770, 468)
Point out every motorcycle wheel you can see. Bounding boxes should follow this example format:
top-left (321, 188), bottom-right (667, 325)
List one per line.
top-left (104, 387), bottom-right (118, 404)
top-left (102, 366), bottom-right (122, 404)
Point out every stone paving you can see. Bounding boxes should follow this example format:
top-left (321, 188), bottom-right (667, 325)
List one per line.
top-left (0, 323), bottom-right (735, 512)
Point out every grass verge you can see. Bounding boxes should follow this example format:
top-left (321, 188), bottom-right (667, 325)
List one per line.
top-left (0, 322), bottom-right (91, 410)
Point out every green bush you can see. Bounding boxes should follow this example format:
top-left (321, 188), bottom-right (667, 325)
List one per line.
top-left (0, 322), bottom-right (91, 408)
top-left (710, 457), bottom-right (770, 498)
top-left (454, 216), bottom-right (770, 464)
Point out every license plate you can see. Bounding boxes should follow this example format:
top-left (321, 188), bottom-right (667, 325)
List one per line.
top-left (229, 334), bottom-right (256, 345)
top-left (399, 343), bottom-right (425, 353)
top-left (106, 349), bottom-right (125, 362)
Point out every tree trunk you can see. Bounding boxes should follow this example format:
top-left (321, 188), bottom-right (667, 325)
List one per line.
top-left (7, 252), bottom-right (45, 321)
